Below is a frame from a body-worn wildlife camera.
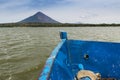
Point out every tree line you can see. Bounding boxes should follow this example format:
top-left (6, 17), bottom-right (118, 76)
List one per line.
top-left (0, 23), bottom-right (120, 27)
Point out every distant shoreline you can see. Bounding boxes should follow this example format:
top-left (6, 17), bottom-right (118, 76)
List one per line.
top-left (0, 23), bottom-right (120, 27)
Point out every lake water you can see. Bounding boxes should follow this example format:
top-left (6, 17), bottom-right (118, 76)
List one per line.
top-left (0, 27), bottom-right (120, 80)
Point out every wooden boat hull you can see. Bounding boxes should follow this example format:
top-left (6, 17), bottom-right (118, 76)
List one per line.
top-left (39, 32), bottom-right (120, 80)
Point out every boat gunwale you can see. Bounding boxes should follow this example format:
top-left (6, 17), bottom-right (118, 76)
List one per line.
top-left (69, 39), bottom-right (120, 44)
top-left (38, 39), bottom-right (66, 80)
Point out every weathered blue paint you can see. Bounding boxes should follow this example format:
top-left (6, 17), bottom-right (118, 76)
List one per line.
top-left (38, 39), bottom-right (66, 80)
top-left (38, 32), bottom-right (120, 80)
top-left (81, 77), bottom-right (91, 80)
top-left (78, 64), bottom-right (84, 70)
top-left (60, 31), bottom-right (67, 40)
top-left (68, 40), bottom-right (120, 78)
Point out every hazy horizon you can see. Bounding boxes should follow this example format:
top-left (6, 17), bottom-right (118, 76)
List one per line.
top-left (0, 0), bottom-right (120, 24)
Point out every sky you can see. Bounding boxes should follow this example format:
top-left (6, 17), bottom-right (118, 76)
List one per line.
top-left (0, 0), bottom-right (120, 23)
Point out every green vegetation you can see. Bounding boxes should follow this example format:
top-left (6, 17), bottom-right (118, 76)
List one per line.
top-left (0, 23), bottom-right (120, 27)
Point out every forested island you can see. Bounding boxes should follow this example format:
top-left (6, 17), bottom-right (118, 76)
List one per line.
top-left (0, 23), bottom-right (120, 27)
top-left (1, 12), bottom-right (120, 27)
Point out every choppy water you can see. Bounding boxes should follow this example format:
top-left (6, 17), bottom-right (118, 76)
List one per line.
top-left (0, 27), bottom-right (120, 80)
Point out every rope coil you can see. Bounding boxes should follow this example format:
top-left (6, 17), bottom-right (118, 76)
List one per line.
top-left (77, 70), bottom-right (101, 80)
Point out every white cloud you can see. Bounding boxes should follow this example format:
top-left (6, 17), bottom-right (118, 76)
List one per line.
top-left (43, 4), bottom-right (120, 23)
top-left (0, 0), bottom-right (120, 23)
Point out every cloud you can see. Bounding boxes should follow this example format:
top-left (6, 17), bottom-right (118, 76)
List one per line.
top-left (0, 0), bottom-right (71, 12)
top-left (44, 1), bottom-right (120, 23)
top-left (0, 0), bottom-right (69, 23)
top-left (0, 0), bottom-right (29, 9)
top-left (0, 0), bottom-right (120, 23)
